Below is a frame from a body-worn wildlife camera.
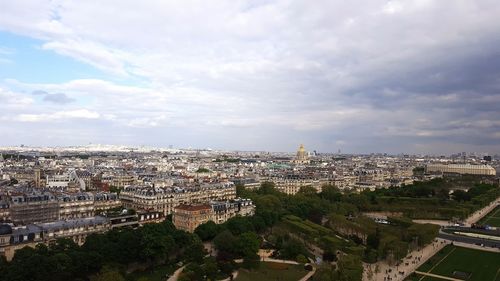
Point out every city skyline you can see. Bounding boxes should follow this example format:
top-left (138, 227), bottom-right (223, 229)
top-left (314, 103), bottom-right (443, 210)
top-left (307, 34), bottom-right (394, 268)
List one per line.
top-left (1, 1), bottom-right (500, 154)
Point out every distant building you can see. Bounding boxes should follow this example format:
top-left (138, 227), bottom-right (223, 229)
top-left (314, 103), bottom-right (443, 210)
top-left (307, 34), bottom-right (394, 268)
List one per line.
top-left (75, 170), bottom-right (93, 190)
top-left (173, 198), bottom-right (255, 232)
top-left (269, 176), bottom-right (328, 195)
top-left (46, 171), bottom-right (82, 191)
top-left (33, 162), bottom-right (42, 188)
top-left (172, 204), bottom-right (212, 233)
top-left (426, 164), bottom-right (496, 176)
top-left (9, 192), bottom-right (59, 224)
top-left (0, 216), bottom-right (109, 261)
top-left (294, 144), bottom-right (310, 164)
top-left (120, 183), bottom-right (236, 217)
top-left (1, 189), bottom-right (121, 224)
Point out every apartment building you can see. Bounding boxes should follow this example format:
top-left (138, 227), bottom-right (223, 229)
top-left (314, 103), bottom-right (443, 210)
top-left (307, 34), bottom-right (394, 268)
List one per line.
top-left (0, 216), bottom-right (109, 261)
top-left (9, 192), bottom-right (59, 224)
top-left (172, 204), bottom-right (212, 232)
top-left (120, 182), bottom-right (236, 216)
top-left (1, 189), bottom-right (121, 224)
top-left (173, 198), bottom-right (255, 232)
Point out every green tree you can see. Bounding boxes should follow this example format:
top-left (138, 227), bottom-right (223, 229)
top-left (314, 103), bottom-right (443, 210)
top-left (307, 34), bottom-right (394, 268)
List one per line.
top-left (257, 182), bottom-right (279, 195)
top-left (296, 254), bottom-right (308, 264)
top-left (226, 216), bottom-right (254, 235)
top-left (452, 190), bottom-right (471, 202)
top-left (280, 238), bottom-right (308, 260)
top-left (184, 240), bottom-right (205, 263)
top-left (90, 266), bottom-right (125, 281)
top-left (196, 168), bottom-right (210, 173)
top-left (320, 185), bottom-right (342, 202)
top-left (235, 232), bottom-right (260, 258)
top-left (241, 252), bottom-right (260, 269)
top-left (140, 224), bottom-right (175, 261)
top-left (366, 228), bottom-right (380, 250)
top-left (203, 257), bottom-right (219, 280)
top-left (336, 254), bottom-right (363, 281)
top-left (194, 221), bottom-right (218, 241)
top-left (214, 230), bottom-right (237, 254)
top-left (298, 186), bottom-right (318, 196)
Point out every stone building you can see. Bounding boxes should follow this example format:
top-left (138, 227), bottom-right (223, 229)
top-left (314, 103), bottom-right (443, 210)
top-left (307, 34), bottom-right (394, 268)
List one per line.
top-left (9, 192), bottom-right (59, 224)
top-left (172, 204), bottom-right (212, 233)
top-left (120, 182), bottom-right (236, 217)
top-left (426, 164), bottom-right (496, 176)
top-left (172, 198), bottom-right (255, 232)
top-left (0, 216), bottom-right (109, 261)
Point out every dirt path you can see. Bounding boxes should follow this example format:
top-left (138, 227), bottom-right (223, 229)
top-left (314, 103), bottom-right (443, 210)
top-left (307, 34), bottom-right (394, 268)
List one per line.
top-left (465, 199), bottom-right (500, 226)
top-left (166, 265), bottom-right (185, 281)
top-left (363, 239), bottom-right (449, 281)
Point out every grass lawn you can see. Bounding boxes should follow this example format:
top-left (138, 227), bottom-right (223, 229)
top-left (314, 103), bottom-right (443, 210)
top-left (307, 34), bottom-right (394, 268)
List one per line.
top-left (126, 264), bottom-right (176, 281)
top-left (479, 206), bottom-right (500, 227)
top-left (414, 245), bottom-right (500, 281)
top-left (235, 262), bottom-right (309, 281)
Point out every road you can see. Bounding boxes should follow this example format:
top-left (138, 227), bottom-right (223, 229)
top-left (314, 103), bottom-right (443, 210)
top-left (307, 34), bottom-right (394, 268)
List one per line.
top-left (438, 229), bottom-right (500, 250)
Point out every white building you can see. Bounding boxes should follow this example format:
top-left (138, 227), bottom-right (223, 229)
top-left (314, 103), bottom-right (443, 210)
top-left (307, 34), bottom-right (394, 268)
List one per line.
top-left (426, 164), bottom-right (496, 176)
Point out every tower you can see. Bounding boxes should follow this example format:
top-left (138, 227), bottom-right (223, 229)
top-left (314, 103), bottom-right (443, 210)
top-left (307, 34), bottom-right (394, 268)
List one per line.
top-left (34, 161), bottom-right (41, 188)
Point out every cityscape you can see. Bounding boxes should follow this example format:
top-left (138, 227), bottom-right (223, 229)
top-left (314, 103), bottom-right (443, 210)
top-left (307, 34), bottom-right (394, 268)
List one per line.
top-left (0, 145), bottom-right (499, 281)
top-left (1, 1), bottom-right (500, 281)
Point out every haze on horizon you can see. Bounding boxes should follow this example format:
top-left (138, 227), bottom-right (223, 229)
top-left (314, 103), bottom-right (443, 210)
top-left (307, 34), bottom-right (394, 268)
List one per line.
top-left (0, 1), bottom-right (499, 154)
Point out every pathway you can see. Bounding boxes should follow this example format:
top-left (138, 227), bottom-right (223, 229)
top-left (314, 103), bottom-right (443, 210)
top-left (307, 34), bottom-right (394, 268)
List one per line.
top-left (166, 265), bottom-right (185, 281)
top-left (218, 270), bottom-right (239, 281)
top-left (260, 257), bottom-right (300, 265)
top-left (299, 267), bottom-right (316, 281)
top-left (363, 238), bottom-right (449, 281)
top-left (414, 271), bottom-right (461, 281)
top-left (412, 220), bottom-right (451, 226)
top-left (465, 199), bottom-right (500, 226)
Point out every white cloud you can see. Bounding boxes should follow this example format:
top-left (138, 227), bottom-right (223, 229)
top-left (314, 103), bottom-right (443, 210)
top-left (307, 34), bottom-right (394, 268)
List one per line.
top-left (14, 109), bottom-right (100, 122)
top-left (42, 39), bottom-right (129, 76)
top-left (0, 87), bottom-right (34, 107)
top-left (0, 1), bottom-right (500, 153)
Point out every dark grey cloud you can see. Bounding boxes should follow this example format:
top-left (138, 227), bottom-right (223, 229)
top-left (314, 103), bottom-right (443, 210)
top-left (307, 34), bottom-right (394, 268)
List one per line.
top-left (32, 90), bottom-right (75, 104)
top-left (32, 90), bottom-right (48, 95)
top-left (42, 92), bottom-right (75, 104)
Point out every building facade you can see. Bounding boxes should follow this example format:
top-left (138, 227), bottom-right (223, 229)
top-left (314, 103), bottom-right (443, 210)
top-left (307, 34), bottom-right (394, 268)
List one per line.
top-left (426, 164), bottom-right (496, 176)
top-left (172, 198), bottom-right (255, 232)
top-left (120, 182), bottom-right (236, 216)
top-left (0, 216), bottom-right (109, 261)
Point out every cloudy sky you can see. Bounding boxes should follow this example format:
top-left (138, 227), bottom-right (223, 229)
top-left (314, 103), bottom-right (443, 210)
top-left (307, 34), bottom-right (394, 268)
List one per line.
top-left (0, 0), bottom-right (499, 154)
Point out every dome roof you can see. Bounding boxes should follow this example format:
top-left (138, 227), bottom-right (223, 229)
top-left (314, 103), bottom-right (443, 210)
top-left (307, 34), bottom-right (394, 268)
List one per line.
top-left (298, 144), bottom-right (305, 152)
top-left (0, 224), bottom-right (12, 235)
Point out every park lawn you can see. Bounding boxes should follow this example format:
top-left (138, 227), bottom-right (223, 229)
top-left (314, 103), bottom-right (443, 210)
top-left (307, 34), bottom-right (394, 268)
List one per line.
top-left (415, 245), bottom-right (500, 281)
top-left (479, 206), bottom-right (500, 227)
top-left (416, 244), bottom-right (454, 272)
top-left (235, 262), bottom-right (309, 281)
top-left (126, 263), bottom-right (176, 281)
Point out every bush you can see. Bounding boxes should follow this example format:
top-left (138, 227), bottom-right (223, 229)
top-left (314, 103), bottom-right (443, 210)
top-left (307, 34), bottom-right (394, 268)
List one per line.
top-left (296, 254), bottom-right (308, 264)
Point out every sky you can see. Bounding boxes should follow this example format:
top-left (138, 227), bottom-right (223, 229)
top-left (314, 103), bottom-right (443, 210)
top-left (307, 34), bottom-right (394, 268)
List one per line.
top-left (0, 0), bottom-right (499, 154)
